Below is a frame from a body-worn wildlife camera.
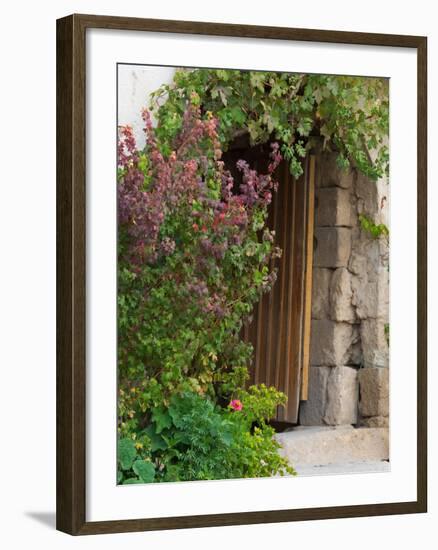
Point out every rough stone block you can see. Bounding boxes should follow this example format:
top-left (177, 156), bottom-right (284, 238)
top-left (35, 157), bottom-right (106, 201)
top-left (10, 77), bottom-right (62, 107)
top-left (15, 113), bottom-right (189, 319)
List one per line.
top-left (310, 320), bottom-right (354, 366)
top-left (314, 227), bottom-right (352, 268)
top-left (349, 236), bottom-right (386, 276)
top-left (311, 268), bottom-right (332, 319)
top-left (360, 319), bottom-right (389, 368)
top-left (351, 268), bottom-right (389, 321)
top-left (316, 153), bottom-right (354, 189)
top-left (348, 247), bottom-right (368, 276)
top-left (348, 326), bottom-right (362, 366)
top-left (324, 366), bottom-right (358, 425)
top-left (299, 367), bottom-right (330, 426)
top-left (315, 187), bottom-right (352, 227)
top-left (356, 172), bottom-right (379, 217)
top-left (358, 367), bottom-right (389, 417)
top-left (330, 268), bottom-right (356, 322)
top-left (360, 416), bottom-right (389, 428)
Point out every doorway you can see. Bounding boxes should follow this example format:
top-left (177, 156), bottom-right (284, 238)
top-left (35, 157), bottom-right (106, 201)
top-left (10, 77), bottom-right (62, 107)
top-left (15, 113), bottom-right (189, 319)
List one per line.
top-left (223, 138), bottom-right (315, 423)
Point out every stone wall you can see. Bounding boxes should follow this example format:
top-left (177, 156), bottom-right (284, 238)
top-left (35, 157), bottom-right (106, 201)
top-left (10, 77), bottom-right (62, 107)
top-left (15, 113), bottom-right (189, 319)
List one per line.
top-left (299, 152), bottom-right (389, 428)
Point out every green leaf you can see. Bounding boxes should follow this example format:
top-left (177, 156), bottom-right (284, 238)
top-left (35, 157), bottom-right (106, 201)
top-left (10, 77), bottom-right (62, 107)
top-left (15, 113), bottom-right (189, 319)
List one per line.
top-left (253, 270), bottom-right (263, 285)
top-left (358, 214), bottom-right (389, 239)
top-left (218, 88), bottom-right (228, 106)
top-left (164, 464), bottom-right (181, 482)
top-left (250, 72), bottom-right (266, 93)
top-left (133, 460), bottom-right (156, 483)
top-left (118, 438), bottom-right (137, 470)
top-left (215, 69), bottom-right (230, 81)
top-left (151, 406), bottom-right (172, 433)
top-left (313, 87), bottom-right (323, 104)
top-left (143, 425), bottom-right (168, 451)
top-left (229, 106), bottom-right (246, 126)
top-left (222, 429), bottom-right (233, 446)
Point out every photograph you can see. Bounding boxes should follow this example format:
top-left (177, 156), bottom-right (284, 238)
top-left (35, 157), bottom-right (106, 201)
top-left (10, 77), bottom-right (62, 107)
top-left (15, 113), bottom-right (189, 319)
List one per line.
top-left (116, 65), bottom-right (390, 485)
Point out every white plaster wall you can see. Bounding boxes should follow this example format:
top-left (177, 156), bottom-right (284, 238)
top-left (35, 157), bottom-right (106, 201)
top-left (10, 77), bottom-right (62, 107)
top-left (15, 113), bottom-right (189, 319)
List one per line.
top-left (118, 65), bottom-right (176, 148)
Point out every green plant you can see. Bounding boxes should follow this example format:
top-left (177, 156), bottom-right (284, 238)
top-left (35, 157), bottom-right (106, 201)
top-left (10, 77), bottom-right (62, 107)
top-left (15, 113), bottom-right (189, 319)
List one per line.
top-left (118, 390), bottom-right (295, 483)
top-left (117, 438), bottom-right (156, 484)
top-left (150, 69), bottom-right (389, 180)
top-left (358, 214), bottom-right (389, 239)
top-left (117, 101), bottom-right (293, 482)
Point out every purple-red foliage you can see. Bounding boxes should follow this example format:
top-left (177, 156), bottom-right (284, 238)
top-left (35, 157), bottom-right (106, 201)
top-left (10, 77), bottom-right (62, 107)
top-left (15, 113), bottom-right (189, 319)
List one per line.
top-left (118, 103), bottom-right (282, 269)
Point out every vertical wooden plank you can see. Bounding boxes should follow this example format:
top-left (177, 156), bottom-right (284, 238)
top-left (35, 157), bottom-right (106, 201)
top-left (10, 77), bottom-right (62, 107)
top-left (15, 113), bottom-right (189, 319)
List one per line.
top-left (270, 169), bottom-right (282, 389)
top-left (251, 283), bottom-right (262, 384)
top-left (284, 163), bottom-right (305, 421)
top-left (246, 301), bottom-right (257, 386)
top-left (264, 170), bottom-right (280, 387)
top-left (279, 169), bottom-right (297, 420)
top-left (274, 162), bottom-right (289, 389)
top-left (300, 156), bottom-right (316, 400)
top-left (274, 162), bottom-right (291, 417)
top-left (242, 156), bottom-right (313, 423)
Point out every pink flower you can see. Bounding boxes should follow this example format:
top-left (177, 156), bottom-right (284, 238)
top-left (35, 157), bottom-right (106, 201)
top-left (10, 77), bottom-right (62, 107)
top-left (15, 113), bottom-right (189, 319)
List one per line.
top-left (229, 399), bottom-right (243, 412)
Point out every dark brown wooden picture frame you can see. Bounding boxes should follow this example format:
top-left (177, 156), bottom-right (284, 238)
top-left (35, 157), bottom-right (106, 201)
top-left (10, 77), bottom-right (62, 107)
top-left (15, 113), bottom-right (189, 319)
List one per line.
top-left (56, 13), bottom-right (427, 535)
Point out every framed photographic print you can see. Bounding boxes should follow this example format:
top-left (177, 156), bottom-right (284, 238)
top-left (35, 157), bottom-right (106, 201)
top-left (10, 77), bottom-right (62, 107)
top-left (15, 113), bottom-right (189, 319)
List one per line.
top-left (56, 13), bottom-right (427, 535)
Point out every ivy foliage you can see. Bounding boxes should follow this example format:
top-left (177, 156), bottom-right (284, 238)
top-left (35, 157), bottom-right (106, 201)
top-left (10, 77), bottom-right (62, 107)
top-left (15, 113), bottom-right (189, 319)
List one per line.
top-left (358, 214), bottom-right (389, 239)
top-left (150, 69), bottom-right (389, 180)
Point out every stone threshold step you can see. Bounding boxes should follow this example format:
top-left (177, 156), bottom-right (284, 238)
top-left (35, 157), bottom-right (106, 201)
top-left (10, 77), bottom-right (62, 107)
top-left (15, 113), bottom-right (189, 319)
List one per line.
top-left (294, 460), bottom-right (390, 477)
top-left (275, 425), bottom-right (389, 467)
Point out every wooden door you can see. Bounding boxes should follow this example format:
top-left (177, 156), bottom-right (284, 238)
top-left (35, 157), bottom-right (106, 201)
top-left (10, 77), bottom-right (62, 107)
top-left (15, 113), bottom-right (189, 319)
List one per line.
top-left (223, 141), bottom-right (315, 424)
top-left (243, 156), bottom-right (315, 423)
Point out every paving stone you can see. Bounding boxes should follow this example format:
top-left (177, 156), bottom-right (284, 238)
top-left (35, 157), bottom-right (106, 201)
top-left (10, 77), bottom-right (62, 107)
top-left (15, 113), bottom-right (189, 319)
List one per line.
top-left (275, 425), bottom-right (389, 466)
top-left (293, 460), bottom-right (390, 476)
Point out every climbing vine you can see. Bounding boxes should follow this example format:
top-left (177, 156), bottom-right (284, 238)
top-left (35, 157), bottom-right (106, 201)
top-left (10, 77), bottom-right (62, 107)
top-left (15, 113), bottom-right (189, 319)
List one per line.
top-left (150, 69), bottom-right (389, 181)
top-left (358, 214), bottom-right (389, 239)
